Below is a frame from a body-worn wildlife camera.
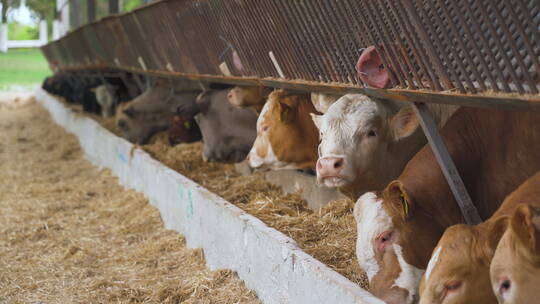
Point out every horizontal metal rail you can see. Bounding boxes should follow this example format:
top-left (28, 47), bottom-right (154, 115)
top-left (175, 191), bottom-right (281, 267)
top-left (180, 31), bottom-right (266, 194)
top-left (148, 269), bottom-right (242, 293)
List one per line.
top-left (41, 0), bottom-right (540, 110)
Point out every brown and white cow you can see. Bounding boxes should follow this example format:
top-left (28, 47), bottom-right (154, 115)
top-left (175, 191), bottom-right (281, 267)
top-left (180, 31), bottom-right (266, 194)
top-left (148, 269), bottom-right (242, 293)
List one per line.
top-left (178, 89), bottom-right (257, 163)
top-left (227, 85), bottom-right (272, 114)
top-left (419, 172), bottom-right (540, 304)
top-left (115, 81), bottom-right (200, 144)
top-left (247, 89), bottom-right (320, 170)
top-left (491, 193), bottom-right (540, 303)
top-left (312, 94), bottom-right (457, 198)
top-left (353, 107), bottom-right (540, 304)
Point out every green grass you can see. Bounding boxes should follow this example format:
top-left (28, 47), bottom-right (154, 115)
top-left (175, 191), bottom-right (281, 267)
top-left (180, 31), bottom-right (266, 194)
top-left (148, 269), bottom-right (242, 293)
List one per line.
top-left (0, 48), bottom-right (51, 91)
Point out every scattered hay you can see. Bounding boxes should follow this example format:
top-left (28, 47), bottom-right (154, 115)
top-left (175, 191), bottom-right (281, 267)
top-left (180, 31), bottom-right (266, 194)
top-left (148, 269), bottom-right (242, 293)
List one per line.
top-left (0, 99), bottom-right (259, 303)
top-left (141, 134), bottom-right (369, 288)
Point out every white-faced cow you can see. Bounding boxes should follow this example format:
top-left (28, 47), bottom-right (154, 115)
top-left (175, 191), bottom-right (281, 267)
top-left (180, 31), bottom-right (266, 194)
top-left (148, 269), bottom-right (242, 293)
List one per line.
top-left (247, 89), bottom-right (320, 170)
top-left (312, 94), bottom-right (458, 198)
top-left (353, 107), bottom-right (540, 304)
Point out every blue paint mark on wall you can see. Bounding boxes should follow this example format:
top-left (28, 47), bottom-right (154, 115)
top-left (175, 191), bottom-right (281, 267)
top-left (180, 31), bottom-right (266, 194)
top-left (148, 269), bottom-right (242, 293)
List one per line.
top-left (115, 147), bottom-right (128, 164)
top-left (187, 190), bottom-right (194, 219)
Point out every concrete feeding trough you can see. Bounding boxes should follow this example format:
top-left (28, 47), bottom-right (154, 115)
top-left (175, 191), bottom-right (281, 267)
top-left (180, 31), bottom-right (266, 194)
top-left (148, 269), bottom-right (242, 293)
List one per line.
top-left (35, 88), bottom-right (383, 304)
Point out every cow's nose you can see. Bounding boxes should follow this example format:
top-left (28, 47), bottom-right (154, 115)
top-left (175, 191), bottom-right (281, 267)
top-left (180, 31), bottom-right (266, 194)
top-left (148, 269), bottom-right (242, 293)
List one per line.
top-left (317, 157), bottom-right (346, 177)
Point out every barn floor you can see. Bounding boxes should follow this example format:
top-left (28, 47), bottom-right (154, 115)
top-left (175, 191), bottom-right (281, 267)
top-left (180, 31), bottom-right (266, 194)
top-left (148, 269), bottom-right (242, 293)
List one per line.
top-left (0, 97), bottom-right (259, 303)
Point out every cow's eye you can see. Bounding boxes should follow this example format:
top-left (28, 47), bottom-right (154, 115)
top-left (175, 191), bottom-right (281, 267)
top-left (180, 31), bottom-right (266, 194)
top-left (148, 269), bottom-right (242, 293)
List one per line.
top-left (262, 126), bottom-right (268, 132)
top-left (445, 281), bottom-right (462, 292)
top-left (367, 130), bottom-right (376, 137)
top-left (375, 230), bottom-right (393, 252)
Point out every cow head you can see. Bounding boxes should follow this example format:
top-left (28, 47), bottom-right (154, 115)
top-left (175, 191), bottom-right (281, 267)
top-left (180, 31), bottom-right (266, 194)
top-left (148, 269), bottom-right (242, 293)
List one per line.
top-left (354, 181), bottom-right (444, 304)
top-left (168, 114), bottom-right (202, 146)
top-left (491, 204), bottom-right (540, 304)
top-left (227, 86), bottom-right (270, 108)
top-left (248, 89), bottom-right (319, 170)
top-left (311, 94), bottom-right (418, 192)
top-left (179, 90), bottom-right (257, 163)
top-left (115, 102), bottom-right (170, 145)
top-left (418, 219), bottom-right (507, 304)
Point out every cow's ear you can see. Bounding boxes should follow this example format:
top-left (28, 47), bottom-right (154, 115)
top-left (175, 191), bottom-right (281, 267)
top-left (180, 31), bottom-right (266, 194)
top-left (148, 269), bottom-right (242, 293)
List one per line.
top-left (386, 180), bottom-right (413, 220)
top-left (278, 101), bottom-right (294, 123)
top-left (391, 106), bottom-right (419, 141)
top-left (511, 204), bottom-right (540, 255)
top-left (486, 216), bottom-right (509, 257)
top-left (310, 113), bottom-right (322, 130)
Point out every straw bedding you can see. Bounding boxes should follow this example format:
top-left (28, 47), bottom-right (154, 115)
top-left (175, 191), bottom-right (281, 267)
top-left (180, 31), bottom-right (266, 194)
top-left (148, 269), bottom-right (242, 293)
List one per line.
top-left (0, 98), bottom-right (259, 303)
top-left (62, 98), bottom-right (369, 289)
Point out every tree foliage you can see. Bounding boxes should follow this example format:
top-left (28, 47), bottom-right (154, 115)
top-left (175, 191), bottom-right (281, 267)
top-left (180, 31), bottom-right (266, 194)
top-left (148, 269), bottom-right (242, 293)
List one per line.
top-left (0, 0), bottom-right (21, 23)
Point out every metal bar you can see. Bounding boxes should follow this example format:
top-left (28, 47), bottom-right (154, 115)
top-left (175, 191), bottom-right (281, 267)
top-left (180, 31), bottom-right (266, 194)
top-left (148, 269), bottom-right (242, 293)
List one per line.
top-left (412, 102), bottom-right (482, 225)
top-left (402, 0), bottom-right (454, 90)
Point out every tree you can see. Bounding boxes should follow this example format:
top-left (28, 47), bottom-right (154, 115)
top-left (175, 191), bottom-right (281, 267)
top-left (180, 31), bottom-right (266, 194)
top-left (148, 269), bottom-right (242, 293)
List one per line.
top-left (0, 0), bottom-right (21, 23)
top-left (26, 0), bottom-right (55, 22)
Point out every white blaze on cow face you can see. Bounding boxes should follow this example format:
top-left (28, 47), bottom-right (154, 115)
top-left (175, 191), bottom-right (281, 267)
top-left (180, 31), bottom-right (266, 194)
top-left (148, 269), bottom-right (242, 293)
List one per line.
top-left (393, 244), bottom-right (425, 303)
top-left (425, 246), bottom-right (442, 282)
top-left (248, 100), bottom-right (288, 170)
top-left (312, 94), bottom-right (412, 190)
top-left (354, 192), bottom-right (394, 281)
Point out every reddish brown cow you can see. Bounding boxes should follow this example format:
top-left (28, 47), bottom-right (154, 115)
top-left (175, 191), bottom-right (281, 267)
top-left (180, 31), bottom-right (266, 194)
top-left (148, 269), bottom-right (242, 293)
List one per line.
top-left (247, 89), bottom-right (320, 170)
top-left (491, 190), bottom-right (540, 303)
top-left (419, 172), bottom-right (540, 304)
top-left (353, 107), bottom-right (540, 304)
top-left (167, 114), bottom-right (202, 146)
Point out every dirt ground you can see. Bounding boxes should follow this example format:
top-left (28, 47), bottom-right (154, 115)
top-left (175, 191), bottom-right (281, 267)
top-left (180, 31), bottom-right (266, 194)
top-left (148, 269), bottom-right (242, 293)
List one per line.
top-left (0, 98), bottom-right (259, 303)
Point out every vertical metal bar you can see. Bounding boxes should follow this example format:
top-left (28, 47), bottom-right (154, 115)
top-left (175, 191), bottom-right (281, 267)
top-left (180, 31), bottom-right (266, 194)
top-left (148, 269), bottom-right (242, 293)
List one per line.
top-left (476, 1), bottom-right (525, 93)
top-left (504, 2), bottom-right (540, 93)
top-left (490, 1), bottom-right (537, 93)
top-left (412, 102), bottom-right (482, 225)
top-left (423, 0), bottom-right (469, 93)
top-left (378, 0), bottom-right (420, 89)
top-left (363, 0), bottom-right (410, 87)
top-left (402, 0), bottom-right (454, 90)
top-left (458, 1), bottom-right (510, 92)
top-left (389, 0), bottom-right (440, 90)
top-left (433, 0), bottom-right (479, 92)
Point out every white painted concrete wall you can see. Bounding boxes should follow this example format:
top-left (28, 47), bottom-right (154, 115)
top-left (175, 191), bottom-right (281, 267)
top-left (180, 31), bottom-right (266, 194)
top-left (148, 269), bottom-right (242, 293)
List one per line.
top-left (35, 88), bottom-right (384, 304)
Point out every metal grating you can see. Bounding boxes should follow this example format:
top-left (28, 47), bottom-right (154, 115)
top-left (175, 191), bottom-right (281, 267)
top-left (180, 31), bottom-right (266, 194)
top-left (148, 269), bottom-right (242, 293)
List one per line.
top-left (42, 0), bottom-right (540, 95)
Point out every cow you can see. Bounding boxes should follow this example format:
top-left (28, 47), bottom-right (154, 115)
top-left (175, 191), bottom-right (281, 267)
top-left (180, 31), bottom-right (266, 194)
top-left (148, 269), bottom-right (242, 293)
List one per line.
top-left (490, 198), bottom-right (540, 303)
top-left (419, 172), bottom-right (540, 304)
top-left (310, 92), bottom-right (341, 113)
top-left (168, 114), bottom-right (202, 145)
top-left (353, 107), bottom-right (540, 304)
top-left (227, 85), bottom-right (272, 114)
top-left (178, 89), bottom-right (257, 163)
top-left (91, 84), bottom-right (118, 118)
top-left (247, 89), bottom-right (320, 170)
top-left (312, 94), bottom-right (458, 198)
top-left (115, 81), bottom-right (200, 144)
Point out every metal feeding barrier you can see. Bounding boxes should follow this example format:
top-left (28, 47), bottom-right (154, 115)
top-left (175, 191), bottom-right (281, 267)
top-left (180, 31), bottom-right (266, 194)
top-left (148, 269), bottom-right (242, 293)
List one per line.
top-left (41, 0), bottom-right (540, 225)
top-left (41, 0), bottom-right (540, 109)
